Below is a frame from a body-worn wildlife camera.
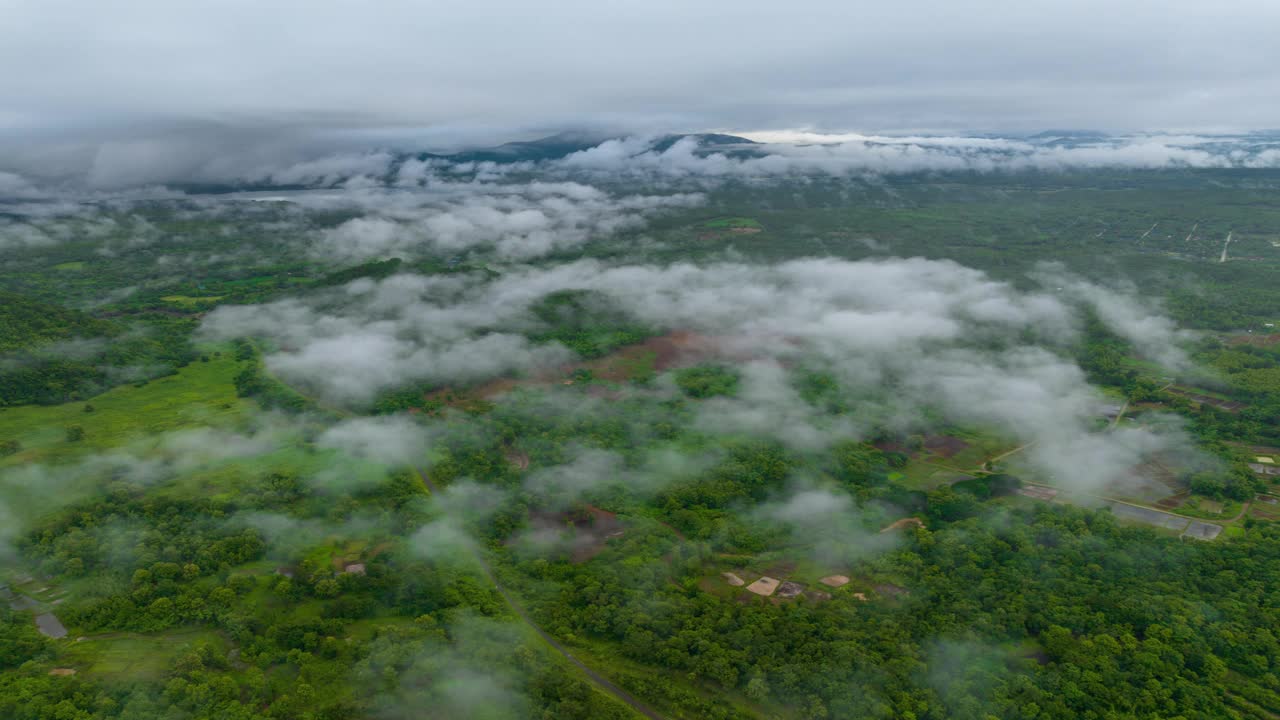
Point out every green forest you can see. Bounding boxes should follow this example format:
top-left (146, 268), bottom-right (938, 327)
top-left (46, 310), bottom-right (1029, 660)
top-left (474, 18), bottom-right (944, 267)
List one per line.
top-left (2, 166), bottom-right (1280, 720)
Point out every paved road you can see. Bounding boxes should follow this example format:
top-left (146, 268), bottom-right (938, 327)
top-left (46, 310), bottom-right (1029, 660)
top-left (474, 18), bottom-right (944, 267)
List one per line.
top-left (415, 469), bottom-right (665, 720)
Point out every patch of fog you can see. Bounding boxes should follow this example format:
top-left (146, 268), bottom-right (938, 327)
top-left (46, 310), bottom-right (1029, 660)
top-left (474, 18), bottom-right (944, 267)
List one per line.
top-left (202, 254), bottom-right (1200, 499)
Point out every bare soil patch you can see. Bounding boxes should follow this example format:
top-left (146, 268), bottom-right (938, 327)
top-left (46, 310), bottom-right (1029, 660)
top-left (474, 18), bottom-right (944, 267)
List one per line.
top-left (775, 581), bottom-right (805, 599)
top-left (722, 572), bottom-right (745, 587)
top-left (48, 668), bottom-right (76, 676)
top-left (505, 448), bottom-right (530, 471)
top-left (423, 330), bottom-right (717, 408)
top-left (819, 575), bottom-right (850, 588)
top-left (880, 517), bottom-right (924, 533)
top-left (872, 439), bottom-right (910, 455)
top-left (1166, 386), bottom-right (1246, 413)
top-left (1228, 333), bottom-right (1280, 347)
top-left (924, 435), bottom-right (970, 459)
top-left (1017, 486), bottom-right (1059, 501)
top-left (746, 576), bottom-right (780, 596)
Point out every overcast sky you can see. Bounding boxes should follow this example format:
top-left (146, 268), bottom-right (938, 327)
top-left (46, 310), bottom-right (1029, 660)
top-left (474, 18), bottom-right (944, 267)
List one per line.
top-left (2, 0), bottom-right (1278, 141)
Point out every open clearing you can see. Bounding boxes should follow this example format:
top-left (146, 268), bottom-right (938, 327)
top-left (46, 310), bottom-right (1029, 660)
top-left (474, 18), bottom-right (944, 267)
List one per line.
top-left (58, 629), bottom-right (229, 680)
top-left (35, 613), bottom-right (67, 638)
top-left (0, 351), bottom-right (248, 465)
top-left (1105, 500), bottom-right (1222, 539)
top-left (1166, 386), bottom-right (1247, 412)
top-left (745, 576), bottom-right (780, 596)
top-left (425, 330), bottom-right (716, 409)
top-left (161, 294), bottom-right (225, 307)
top-left (881, 517), bottom-right (924, 533)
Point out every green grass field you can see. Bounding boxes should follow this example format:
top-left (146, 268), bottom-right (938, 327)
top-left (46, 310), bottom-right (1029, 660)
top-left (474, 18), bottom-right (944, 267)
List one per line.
top-left (55, 628), bottom-right (229, 680)
top-left (703, 217), bottom-right (763, 230)
top-left (0, 350), bottom-right (249, 466)
top-left (161, 294), bottom-right (225, 307)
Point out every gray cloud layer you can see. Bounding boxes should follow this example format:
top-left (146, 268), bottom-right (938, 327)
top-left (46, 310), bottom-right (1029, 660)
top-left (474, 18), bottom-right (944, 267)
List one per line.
top-left (2, 1), bottom-right (1280, 133)
top-left (202, 255), bottom-right (1197, 495)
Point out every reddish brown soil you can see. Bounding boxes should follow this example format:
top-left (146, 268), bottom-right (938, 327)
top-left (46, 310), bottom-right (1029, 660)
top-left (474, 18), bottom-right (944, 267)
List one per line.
top-left (1166, 387), bottom-right (1247, 413)
top-left (505, 448), bottom-right (530, 471)
top-left (1228, 333), bottom-right (1280, 347)
top-left (923, 435), bottom-right (970, 458)
top-left (775, 581), bottom-right (805, 599)
top-left (873, 439), bottom-right (910, 454)
top-left (424, 331), bottom-right (717, 410)
top-left (880, 517), bottom-right (925, 533)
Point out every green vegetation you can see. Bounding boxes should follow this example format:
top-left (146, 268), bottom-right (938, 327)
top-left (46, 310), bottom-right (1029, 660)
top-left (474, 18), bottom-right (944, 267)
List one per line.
top-left (675, 364), bottom-right (740, 398)
top-left (0, 350), bottom-right (247, 465)
top-left (0, 291), bottom-right (114, 352)
top-left (315, 257), bottom-right (403, 287)
top-left (528, 289), bottom-right (654, 358)
top-left (3, 169), bottom-right (1280, 719)
top-left (703, 217), bottom-right (763, 230)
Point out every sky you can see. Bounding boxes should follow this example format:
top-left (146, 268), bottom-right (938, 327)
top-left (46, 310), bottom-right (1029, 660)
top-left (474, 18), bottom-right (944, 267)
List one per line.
top-left (2, 0), bottom-right (1279, 142)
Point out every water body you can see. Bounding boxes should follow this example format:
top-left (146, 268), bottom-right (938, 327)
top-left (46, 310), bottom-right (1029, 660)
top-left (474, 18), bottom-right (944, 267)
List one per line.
top-left (1105, 500), bottom-right (1222, 540)
top-left (35, 613), bottom-right (67, 639)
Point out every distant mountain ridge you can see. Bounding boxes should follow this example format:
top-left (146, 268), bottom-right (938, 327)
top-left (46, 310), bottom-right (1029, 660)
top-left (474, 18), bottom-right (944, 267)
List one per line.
top-left (409, 131), bottom-right (761, 165)
top-left (150, 132), bottom-right (762, 194)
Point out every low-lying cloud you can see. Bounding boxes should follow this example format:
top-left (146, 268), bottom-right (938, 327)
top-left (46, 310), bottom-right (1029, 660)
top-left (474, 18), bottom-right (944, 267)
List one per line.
top-left (203, 254), bottom-right (1199, 496)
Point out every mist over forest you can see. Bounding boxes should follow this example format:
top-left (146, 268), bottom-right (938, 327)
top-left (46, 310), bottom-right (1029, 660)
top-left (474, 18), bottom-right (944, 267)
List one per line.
top-left (4, 2), bottom-right (1280, 719)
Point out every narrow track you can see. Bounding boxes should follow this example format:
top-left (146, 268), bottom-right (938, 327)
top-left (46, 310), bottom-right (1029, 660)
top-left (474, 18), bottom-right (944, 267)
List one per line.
top-left (414, 469), bottom-right (665, 720)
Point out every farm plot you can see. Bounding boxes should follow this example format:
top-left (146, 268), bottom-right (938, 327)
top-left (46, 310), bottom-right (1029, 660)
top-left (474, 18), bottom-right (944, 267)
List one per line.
top-left (422, 330), bottom-right (717, 409)
top-left (1166, 386), bottom-right (1247, 413)
top-left (745, 576), bottom-right (780, 596)
top-left (1182, 521), bottom-right (1223, 541)
top-left (1106, 501), bottom-right (1192, 532)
